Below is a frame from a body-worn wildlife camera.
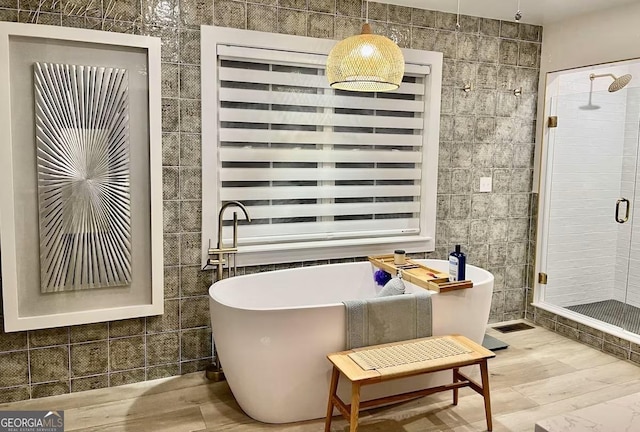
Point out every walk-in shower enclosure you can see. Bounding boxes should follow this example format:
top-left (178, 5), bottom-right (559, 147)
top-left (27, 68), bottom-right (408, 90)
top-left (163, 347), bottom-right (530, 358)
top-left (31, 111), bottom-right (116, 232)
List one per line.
top-left (535, 59), bottom-right (640, 342)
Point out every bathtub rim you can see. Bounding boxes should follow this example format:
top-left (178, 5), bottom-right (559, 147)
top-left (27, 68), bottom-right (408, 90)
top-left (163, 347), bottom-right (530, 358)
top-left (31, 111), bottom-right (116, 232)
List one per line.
top-left (209, 259), bottom-right (494, 312)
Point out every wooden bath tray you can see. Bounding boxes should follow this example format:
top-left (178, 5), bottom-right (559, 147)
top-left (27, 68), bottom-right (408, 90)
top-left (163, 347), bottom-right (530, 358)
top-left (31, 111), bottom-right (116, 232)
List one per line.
top-left (368, 254), bottom-right (473, 293)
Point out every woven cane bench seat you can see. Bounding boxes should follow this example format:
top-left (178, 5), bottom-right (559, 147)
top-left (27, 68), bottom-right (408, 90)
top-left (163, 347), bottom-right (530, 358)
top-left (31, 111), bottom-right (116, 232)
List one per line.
top-left (325, 334), bottom-right (496, 432)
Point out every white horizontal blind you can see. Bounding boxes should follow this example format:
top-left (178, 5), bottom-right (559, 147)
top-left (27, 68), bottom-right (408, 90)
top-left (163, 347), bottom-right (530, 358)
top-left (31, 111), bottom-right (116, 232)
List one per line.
top-left (217, 48), bottom-right (427, 246)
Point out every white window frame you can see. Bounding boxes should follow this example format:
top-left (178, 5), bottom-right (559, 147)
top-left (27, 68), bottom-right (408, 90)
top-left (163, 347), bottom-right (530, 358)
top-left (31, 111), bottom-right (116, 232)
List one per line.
top-left (201, 25), bottom-right (442, 267)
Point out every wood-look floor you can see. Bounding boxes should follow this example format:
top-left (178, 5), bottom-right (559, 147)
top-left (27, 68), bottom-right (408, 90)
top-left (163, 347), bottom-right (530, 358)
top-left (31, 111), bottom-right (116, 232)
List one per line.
top-left (3, 321), bottom-right (640, 431)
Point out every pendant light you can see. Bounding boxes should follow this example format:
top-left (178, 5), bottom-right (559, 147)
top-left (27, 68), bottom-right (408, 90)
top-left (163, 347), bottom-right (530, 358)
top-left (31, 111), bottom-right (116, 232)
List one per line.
top-left (515, 0), bottom-right (522, 21)
top-left (326, 1), bottom-right (404, 92)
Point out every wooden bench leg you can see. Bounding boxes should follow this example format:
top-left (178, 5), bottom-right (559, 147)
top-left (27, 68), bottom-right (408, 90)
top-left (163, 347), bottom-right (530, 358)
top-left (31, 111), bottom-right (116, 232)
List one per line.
top-left (324, 366), bottom-right (340, 432)
top-left (349, 382), bottom-right (361, 432)
top-left (479, 359), bottom-right (493, 431)
top-left (452, 367), bottom-right (459, 406)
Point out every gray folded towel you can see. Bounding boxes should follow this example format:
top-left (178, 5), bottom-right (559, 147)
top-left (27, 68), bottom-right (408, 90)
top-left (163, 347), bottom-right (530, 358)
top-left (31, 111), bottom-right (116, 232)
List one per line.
top-left (343, 290), bottom-right (432, 349)
top-left (376, 277), bottom-right (405, 297)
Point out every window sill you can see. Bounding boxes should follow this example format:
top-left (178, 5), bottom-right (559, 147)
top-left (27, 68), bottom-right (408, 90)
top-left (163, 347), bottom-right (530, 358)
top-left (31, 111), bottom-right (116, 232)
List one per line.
top-left (222, 236), bottom-right (434, 267)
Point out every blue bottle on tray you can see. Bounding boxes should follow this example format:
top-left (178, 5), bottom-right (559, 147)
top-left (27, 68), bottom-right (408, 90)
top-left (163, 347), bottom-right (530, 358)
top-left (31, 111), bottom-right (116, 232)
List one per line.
top-left (448, 244), bottom-right (466, 281)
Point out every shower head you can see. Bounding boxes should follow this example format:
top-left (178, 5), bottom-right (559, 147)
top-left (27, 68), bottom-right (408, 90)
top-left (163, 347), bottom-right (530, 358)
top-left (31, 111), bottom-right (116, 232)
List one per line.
top-left (589, 73), bottom-right (633, 92)
top-left (610, 74), bottom-right (633, 92)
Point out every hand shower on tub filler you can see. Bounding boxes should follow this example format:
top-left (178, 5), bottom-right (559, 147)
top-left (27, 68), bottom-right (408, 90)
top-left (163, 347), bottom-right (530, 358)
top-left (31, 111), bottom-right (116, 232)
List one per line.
top-left (448, 245), bottom-right (466, 281)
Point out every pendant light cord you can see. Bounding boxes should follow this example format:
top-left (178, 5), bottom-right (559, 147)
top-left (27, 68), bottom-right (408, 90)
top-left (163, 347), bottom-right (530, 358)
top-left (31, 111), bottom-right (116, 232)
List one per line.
top-left (456, 0), bottom-right (460, 29)
top-left (365, 0), bottom-right (369, 23)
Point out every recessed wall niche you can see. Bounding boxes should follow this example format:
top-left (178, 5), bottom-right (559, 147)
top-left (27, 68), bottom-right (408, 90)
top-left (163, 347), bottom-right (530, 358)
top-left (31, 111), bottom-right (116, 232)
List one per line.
top-left (0, 22), bottom-right (164, 332)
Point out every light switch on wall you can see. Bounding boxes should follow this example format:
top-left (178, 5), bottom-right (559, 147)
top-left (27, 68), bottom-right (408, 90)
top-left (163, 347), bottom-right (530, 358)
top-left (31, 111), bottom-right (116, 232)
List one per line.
top-left (480, 177), bottom-right (492, 192)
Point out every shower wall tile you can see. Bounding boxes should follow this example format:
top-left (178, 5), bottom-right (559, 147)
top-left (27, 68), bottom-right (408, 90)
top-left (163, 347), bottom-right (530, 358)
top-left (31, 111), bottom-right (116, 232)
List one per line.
top-left (499, 39), bottom-right (519, 65)
top-left (180, 0), bottom-right (213, 28)
top-left (519, 23), bottom-right (542, 42)
top-left (499, 21), bottom-right (518, 39)
top-left (435, 11), bottom-right (457, 31)
top-left (146, 332), bottom-right (180, 365)
top-left (411, 8), bottom-right (435, 28)
top-left (0, 8), bottom-right (18, 21)
top-left (180, 200), bottom-right (202, 232)
top-left (309, 0), bottom-right (334, 13)
top-left (278, 8), bottom-right (306, 36)
top-left (71, 375), bottom-right (109, 393)
top-left (148, 363), bottom-right (181, 380)
top-left (457, 33), bottom-right (478, 61)
top-left (180, 167), bottom-right (201, 199)
top-left (458, 15), bottom-right (479, 34)
top-left (455, 61), bottom-right (477, 87)
top-left (556, 322), bottom-right (579, 340)
top-left (367, 2), bottom-right (387, 21)
top-left (386, 23), bottom-right (410, 48)
top-left (69, 323), bottom-right (108, 344)
top-left (307, 12), bottom-right (333, 39)
top-left (30, 347), bottom-right (69, 383)
top-left (389, 5), bottom-right (411, 24)
top-left (109, 337), bottom-right (145, 371)
top-left (180, 358), bottom-right (211, 374)
top-left (164, 266), bottom-right (181, 299)
top-left (477, 36), bottom-right (499, 63)
top-left (0, 386), bottom-right (30, 404)
top-left (0, 0), bottom-right (543, 402)
top-left (162, 63), bottom-right (180, 98)
top-left (180, 266), bottom-right (212, 296)
top-left (336, 0), bottom-right (362, 18)
top-left (0, 351), bottom-right (29, 387)
top-left (517, 67), bottom-right (539, 92)
top-left (29, 327), bottom-right (69, 348)
top-left (31, 382), bottom-right (69, 399)
top-left (411, 26), bottom-right (436, 51)
top-left (162, 133), bottom-right (180, 166)
top-left (334, 16), bottom-right (362, 40)
top-left (213, 0), bottom-right (245, 28)
top-left (180, 296), bottom-right (210, 328)
top-left (110, 369), bottom-right (146, 386)
top-left (164, 200), bottom-right (180, 233)
top-left (247, 3), bottom-right (277, 32)
top-left (0, 323), bottom-right (27, 352)
top-left (163, 236), bottom-right (192, 268)
top-left (476, 63), bottom-right (497, 89)
top-left (479, 18), bottom-right (500, 37)
top-left (181, 328), bottom-right (212, 361)
top-left (180, 65), bottom-right (200, 100)
top-left (518, 41), bottom-right (540, 68)
top-left (110, 318), bottom-right (145, 338)
top-left (70, 342), bottom-right (109, 377)
top-left (147, 300), bottom-right (180, 333)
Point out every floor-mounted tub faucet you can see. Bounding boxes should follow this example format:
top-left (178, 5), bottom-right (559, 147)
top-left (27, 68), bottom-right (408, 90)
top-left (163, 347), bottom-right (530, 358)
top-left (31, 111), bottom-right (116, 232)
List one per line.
top-left (206, 200), bottom-right (251, 282)
top-left (206, 200), bottom-right (251, 382)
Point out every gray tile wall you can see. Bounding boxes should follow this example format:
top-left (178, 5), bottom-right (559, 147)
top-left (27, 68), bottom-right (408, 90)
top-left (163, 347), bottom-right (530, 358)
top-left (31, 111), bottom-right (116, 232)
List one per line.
top-left (0, 0), bottom-right (541, 402)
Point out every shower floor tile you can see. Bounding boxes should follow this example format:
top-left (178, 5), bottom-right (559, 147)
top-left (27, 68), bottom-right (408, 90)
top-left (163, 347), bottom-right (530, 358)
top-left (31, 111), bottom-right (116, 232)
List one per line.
top-left (567, 299), bottom-right (640, 334)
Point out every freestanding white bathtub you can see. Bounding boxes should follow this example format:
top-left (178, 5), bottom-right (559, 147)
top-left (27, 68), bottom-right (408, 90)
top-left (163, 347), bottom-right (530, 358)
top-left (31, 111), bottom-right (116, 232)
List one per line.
top-left (209, 259), bottom-right (494, 423)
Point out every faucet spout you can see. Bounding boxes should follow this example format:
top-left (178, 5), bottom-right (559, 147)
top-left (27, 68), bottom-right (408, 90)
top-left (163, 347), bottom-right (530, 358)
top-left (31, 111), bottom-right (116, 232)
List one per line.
top-left (217, 200), bottom-right (251, 249)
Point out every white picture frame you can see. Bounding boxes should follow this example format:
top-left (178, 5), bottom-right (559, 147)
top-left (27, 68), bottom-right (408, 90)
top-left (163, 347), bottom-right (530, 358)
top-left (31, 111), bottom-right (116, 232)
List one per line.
top-left (0, 22), bottom-right (163, 332)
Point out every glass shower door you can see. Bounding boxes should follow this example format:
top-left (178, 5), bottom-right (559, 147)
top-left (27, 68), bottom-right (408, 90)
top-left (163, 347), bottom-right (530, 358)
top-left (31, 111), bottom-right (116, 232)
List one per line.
top-left (622, 94), bottom-right (640, 334)
top-left (540, 88), bottom-right (639, 334)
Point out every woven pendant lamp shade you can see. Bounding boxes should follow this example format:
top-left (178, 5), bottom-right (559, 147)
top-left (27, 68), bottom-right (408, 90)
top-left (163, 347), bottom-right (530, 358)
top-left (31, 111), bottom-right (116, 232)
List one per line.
top-left (327, 23), bottom-right (404, 92)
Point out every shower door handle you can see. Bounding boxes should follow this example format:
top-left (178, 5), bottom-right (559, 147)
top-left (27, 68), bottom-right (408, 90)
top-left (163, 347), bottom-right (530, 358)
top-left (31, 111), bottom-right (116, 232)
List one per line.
top-left (615, 198), bottom-right (630, 223)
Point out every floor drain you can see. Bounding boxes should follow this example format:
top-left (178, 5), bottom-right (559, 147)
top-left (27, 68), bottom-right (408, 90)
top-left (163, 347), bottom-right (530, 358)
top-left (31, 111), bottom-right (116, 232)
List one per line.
top-left (492, 322), bottom-right (535, 333)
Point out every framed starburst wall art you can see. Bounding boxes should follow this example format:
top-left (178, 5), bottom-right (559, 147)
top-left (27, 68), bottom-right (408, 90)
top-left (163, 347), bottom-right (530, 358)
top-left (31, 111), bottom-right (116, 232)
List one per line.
top-left (0, 22), bottom-right (163, 332)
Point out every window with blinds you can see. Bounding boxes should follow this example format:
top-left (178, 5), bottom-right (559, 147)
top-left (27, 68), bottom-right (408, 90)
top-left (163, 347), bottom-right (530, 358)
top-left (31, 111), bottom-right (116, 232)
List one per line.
top-left (201, 27), bottom-right (442, 265)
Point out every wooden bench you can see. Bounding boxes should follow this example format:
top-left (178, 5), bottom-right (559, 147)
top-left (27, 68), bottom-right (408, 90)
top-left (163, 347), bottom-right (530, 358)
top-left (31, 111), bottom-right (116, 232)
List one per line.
top-left (324, 335), bottom-right (496, 432)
